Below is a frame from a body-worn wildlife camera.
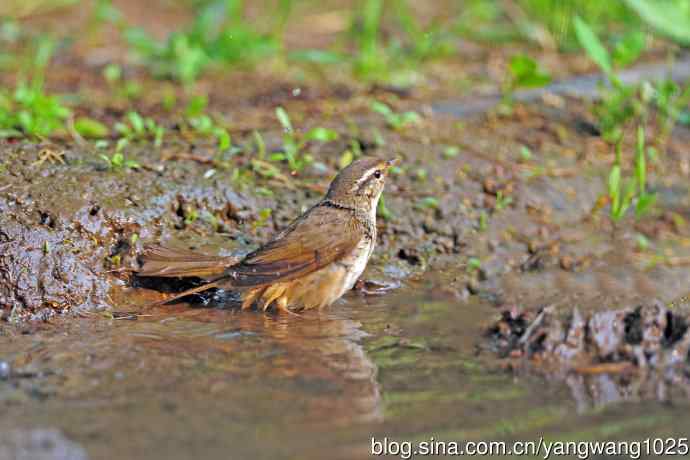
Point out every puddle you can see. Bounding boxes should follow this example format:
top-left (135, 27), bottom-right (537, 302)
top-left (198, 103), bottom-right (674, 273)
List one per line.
top-left (2, 273), bottom-right (688, 460)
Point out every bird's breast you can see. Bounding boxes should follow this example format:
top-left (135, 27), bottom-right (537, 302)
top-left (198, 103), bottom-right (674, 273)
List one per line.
top-left (338, 235), bottom-right (375, 296)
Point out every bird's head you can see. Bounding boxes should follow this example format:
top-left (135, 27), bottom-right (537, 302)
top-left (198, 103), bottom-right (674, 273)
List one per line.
top-left (325, 157), bottom-right (398, 211)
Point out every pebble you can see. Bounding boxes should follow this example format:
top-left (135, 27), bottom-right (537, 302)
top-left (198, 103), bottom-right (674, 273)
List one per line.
top-left (0, 361), bottom-right (11, 380)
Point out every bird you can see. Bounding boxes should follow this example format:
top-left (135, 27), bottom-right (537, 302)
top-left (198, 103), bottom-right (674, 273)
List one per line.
top-left (136, 157), bottom-right (398, 314)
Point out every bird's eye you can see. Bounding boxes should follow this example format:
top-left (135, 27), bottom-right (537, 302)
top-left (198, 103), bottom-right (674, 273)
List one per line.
top-left (373, 170), bottom-right (382, 179)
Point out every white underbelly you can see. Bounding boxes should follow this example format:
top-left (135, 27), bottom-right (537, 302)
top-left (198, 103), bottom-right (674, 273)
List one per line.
top-left (337, 237), bottom-right (375, 298)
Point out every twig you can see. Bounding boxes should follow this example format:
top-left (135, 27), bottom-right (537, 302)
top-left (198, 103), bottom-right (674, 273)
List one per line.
top-left (519, 306), bottom-right (550, 346)
top-left (67, 115), bottom-right (87, 147)
top-left (164, 153), bottom-right (215, 164)
top-left (574, 362), bottom-right (636, 375)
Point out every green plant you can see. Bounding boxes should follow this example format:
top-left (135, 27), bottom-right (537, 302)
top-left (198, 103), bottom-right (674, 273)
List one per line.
top-left (633, 126), bottom-right (656, 218)
top-left (443, 146), bottom-right (460, 159)
top-left (606, 126), bottom-right (655, 222)
top-left (115, 111), bottom-right (165, 147)
top-left (467, 257), bottom-right (481, 273)
top-left (478, 210), bottom-right (489, 232)
top-left (377, 195), bottom-right (393, 220)
top-left (0, 81), bottom-right (71, 138)
top-left (575, 14), bottom-right (689, 148)
top-left (505, 54), bottom-right (551, 92)
top-left (252, 208), bottom-right (272, 230)
top-left (102, 63), bottom-right (142, 100)
top-left (74, 117), bottom-right (109, 139)
top-left (607, 141), bottom-right (635, 222)
top-left (351, 0), bottom-right (386, 78)
top-left (100, 152), bottom-right (140, 171)
top-left (500, 54), bottom-right (551, 111)
top-left (292, 0), bottom-right (453, 82)
top-left (0, 37), bottom-right (70, 138)
top-left (370, 101), bottom-right (421, 130)
top-left (624, 0), bottom-right (690, 45)
top-left (350, 0), bottom-right (454, 81)
top-left (574, 16), bottom-right (646, 143)
top-left (272, 107), bottom-right (338, 172)
top-left (116, 0), bottom-right (278, 83)
top-left (650, 79), bottom-right (690, 143)
top-left (519, 145), bottom-right (532, 162)
top-left (455, 0), bottom-right (638, 49)
top-left (185, 95), bottom-right (232, 151)
top-left (415, 196), bottom-right (439, 210)
top-left (494, 191), bottom-right (513, 211)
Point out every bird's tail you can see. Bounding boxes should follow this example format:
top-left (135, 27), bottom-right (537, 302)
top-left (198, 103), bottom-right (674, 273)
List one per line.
top-left (136, 244), bottom-right (240, 307)
top-left (137, 244), bottom-right (239, 280)
top-left (145, 280), bottom-right (223, 307)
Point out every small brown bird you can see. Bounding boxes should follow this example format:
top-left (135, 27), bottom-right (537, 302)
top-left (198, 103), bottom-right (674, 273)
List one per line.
top-left (137, 157), bottom-right (397, 313)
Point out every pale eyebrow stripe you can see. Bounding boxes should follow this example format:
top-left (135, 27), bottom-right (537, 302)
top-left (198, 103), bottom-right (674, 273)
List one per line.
top-left (351, 167), bottom-right (379, 191)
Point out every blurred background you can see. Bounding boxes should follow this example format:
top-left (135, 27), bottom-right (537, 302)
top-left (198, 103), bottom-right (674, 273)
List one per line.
top-left (1, 0), bottom-right (689, 146)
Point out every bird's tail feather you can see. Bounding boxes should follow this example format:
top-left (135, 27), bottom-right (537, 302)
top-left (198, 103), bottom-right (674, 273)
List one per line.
top-left (146, 281), bottom-right (223, 307)
top-left (137, 244), bottom-right (239, 280)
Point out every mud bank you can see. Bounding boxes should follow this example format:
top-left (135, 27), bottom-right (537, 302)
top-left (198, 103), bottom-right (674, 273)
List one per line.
top-left (0, 143), bottom-right (254, 319)
top-left (4, 90), bottom-right (690, 325)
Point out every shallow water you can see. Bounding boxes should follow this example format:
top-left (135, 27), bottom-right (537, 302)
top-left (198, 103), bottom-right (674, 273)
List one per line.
top-left (1, 273), bottom-right (689, 460)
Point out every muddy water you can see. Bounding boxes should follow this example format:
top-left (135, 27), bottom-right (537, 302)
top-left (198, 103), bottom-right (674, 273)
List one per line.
top-left (1, 273), bottom-right (688, 460)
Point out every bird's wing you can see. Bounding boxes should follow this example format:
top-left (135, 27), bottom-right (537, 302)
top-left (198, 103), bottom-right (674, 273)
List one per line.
top-left (224, 204), bottom-right (363, 287)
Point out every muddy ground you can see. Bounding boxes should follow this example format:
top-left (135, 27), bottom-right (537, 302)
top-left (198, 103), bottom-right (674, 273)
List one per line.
top-left (4, 81), bottom-right (690, 379)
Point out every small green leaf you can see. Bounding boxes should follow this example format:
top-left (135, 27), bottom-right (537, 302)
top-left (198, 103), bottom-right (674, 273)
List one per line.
top-left (74, 117), bottom-right (109, 139)
top-left (377, 195), bottom-right (393, 220)
top-left (125, 159), bottom-right (141, 169)
top-left (612, 30), bottom-right (646, 68)
top-left (636, 192), bottom-right (656, 218)
top-left (304, 127), bottom-right (339, 142)
top-left (467, 257), bottom-right (481, 272)
top-left (399, 111), bottom-right (422, 126)
top-left (443, 146), bottom-right (460, 159)
top-left (103, 63), bottom-right (122, 83)
top-left (370, 101), bottom-right (393, 116)
top-left (111, 153), bottom-right (124, 167)
top-left (574, 16), bottom-right (612, 74)
top-left (185, 95), bottom-right (208, 117)
top-left (636, 233), bottom-right (650, 250)
top-left (275, 106), bottom-right (292, 132)
top-left (608, 165), bottom-right (621, 199)
top-left (479, 210), bottom-right (489, 232)
top-left (636, 125), bottom-right (646, 192)
top-left (127, 111), bottom-right (145, 134)
top-left (218, 130), bottom-right (231, 151)
top-left (508, 55), bottom-right (551, 88)
top-left (115, 137), bottom-right (129, 152)
top-left (519, 145), bottom-right (532, 161)
top-left (253, 130), bottom-right (266, 159)
top-left (624, 0), bottom-right (690, 45)
top-left (153, 125), bottom-right (164, 148)
top-left (416, 196), bottom-right (439, 209)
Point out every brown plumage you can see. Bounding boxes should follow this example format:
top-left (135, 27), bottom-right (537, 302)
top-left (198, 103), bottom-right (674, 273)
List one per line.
top-left (138, 245), bottom-right (238, 279)
top-left (136, 157), bottom-right (396, 313)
